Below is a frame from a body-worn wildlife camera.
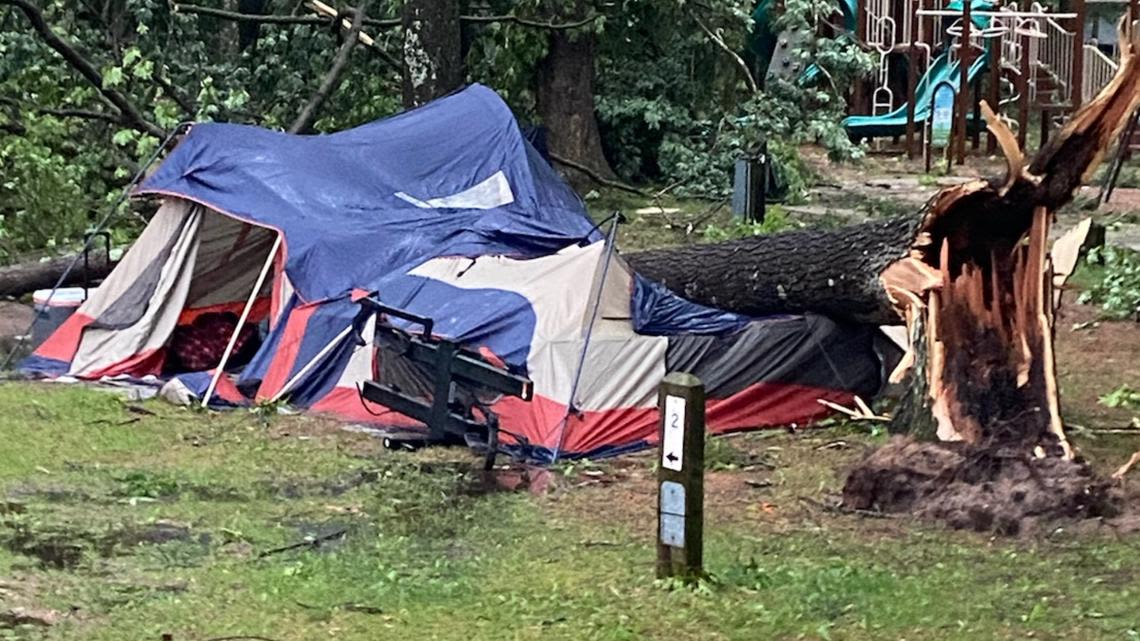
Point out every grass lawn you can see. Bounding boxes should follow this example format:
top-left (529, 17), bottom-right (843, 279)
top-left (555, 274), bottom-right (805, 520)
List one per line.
top-left (3, 170), bottom-right (1140, 640)
top-left (1, 381), bottom-right (1139, 641)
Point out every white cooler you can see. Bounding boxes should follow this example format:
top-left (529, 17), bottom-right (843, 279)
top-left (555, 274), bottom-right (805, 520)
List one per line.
top-left (31, 287), bottom-right (88, 348)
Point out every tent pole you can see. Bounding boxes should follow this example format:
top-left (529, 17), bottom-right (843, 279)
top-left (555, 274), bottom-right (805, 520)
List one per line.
top-left (269, 324), bottom-right (355, 403)
top-left (551, 215), bottom-right (621, 461)
top-left (201, 235), bottom-right (282, 408)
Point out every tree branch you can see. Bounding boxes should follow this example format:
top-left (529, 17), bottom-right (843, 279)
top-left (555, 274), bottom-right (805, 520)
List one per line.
top-left (548, 152), bottom-right (644, 195)
top-left (689, 11), bottom-right (759, 95)
top-left (172, 2), bottom-right (399, 28)
top-left (288, 2), bottom-right (372, 134)
top-left (39, 107), bottom-right (121, 123)
top-left (152, 73), bottom-right (197, 117)
top-left (1, 96), bottom-right (120, 124)
top-left (1, 0), bottom-right (164, 137)
top-left (173, 3), bottom-right (599, 30)
top-left (173, 2), bottom-right (331, 25)
top-left (169, 2), bottom-right (402, 76)
top-left (460, 13), bottom-right (602, 29)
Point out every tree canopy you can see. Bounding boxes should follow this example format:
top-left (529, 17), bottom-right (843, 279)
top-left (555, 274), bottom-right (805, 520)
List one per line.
top-left (0, 0), bottom-right (871, 265)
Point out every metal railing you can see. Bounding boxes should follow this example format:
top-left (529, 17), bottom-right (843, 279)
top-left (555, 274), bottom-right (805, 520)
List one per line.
top-left (1033, 8), bottom-right (1075, 106)
top-left (1082, 44), bottom-right (1120, 104)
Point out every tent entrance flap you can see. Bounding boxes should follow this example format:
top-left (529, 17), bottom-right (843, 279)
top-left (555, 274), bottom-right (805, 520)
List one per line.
top-left (67, 202), bottom-right (205, 378)
top-left (202, 234), bottom-right (282, 407)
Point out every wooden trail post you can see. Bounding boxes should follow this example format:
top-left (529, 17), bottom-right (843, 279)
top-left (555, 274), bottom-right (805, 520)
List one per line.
top-left (656, 372), bottom-right (705, 581)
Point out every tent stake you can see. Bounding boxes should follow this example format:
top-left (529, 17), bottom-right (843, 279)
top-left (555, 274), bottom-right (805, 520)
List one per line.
top-left (201, 234), bottom-right (282, 408)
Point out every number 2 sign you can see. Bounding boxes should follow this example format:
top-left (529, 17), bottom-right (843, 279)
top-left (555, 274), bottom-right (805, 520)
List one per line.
top-left (662, 395), bottom-right (686, 471)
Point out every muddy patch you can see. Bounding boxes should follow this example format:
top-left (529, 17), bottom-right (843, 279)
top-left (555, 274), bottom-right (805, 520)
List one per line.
top-left (267, 468), bottom-right (382, 499)
top-left (1, 519), bottom-right (199, 569)
top-left (841, 437), bottom-right (1137, 535)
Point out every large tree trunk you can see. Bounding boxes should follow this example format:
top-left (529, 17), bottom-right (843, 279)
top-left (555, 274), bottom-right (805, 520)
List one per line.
top-left (536, 1), bottom-right (615, 184)
top-left (0, 250), bottom-right (112, 297)
top-left (401, 0), bottom-right (463, 108)
top-left (627, 217), bottom-right (921, 325)
top-left (628, 38), bottom-right (1140, 452)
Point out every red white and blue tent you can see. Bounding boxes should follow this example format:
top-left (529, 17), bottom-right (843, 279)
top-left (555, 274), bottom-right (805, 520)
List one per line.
top-left (23, 84), bottom-right (881, 461)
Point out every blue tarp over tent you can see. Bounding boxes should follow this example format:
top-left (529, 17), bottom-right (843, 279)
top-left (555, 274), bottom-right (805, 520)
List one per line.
top-left (137, 83), bottom-right (748, 337)
top-left (139, 85), bottom-right (599, 304)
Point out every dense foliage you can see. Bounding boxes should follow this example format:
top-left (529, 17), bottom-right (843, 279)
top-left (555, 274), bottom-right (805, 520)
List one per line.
top-left (1, 0), bottom-right (404, 264)
top-left (594, 0), bottom-right (873, 199)
top-left (1077, 245), bottom-right (1140, 319)
top-left (0, 0), bottom-right (871, 264)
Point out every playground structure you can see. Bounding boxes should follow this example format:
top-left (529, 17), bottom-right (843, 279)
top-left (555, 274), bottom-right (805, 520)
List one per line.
top-left (841, 0), bottom-right (1138, 162)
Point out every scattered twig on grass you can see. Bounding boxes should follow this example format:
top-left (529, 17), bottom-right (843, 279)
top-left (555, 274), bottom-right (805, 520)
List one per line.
top-left (256, 527), bottom-right (347, 558)
top-left (743, 479), bottom-right (773, 489)
top-left (684, 199), bottom-right (729, 236)
top-left (1112, 451), bottom-right (1140, 480)
top-left (294, 600), bottom-right (383, 614)
top-left (814, 440), bottom-right (850, 451)
top-left (653, 181), bottom-right (683, 199)
top-left (85, 417), bottom-right (140, 427)
top-left (579, 539), bottom-right (619, 547)
top-left (817, 396), bottom-right (891, 422)
top-left (199, 636), bottom-right (282, 641)
top-left (797, 495), bottom-right (899, 519)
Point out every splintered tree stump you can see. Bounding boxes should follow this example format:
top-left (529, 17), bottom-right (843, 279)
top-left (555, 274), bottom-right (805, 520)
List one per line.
top-left (888, 206), bottom-right (1069, 455)
top-left (628, 34), bottom-right (1140, 452)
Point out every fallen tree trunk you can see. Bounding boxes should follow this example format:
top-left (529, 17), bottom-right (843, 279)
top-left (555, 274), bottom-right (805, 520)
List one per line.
top-left (0, 249), bottom-right (112, 298)
top-left (628, 33), bottom-right (1140, 452)
top-left (627, 217), bottom-right (921, 325)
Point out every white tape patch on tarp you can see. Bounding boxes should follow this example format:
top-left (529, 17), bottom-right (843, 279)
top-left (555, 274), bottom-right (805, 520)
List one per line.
top-left (395, 170), bottom-right (514, 210)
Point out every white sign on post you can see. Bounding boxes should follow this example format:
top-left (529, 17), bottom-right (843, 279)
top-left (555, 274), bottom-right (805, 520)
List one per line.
top-left (662, 395), bottom-right (686, 471)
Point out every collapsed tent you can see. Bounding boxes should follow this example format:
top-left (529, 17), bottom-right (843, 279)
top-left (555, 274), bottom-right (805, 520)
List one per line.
top-left (22, 84), bottom-right (882, 461)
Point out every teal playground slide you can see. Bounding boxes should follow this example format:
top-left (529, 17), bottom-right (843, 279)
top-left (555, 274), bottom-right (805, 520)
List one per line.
top-left (841, 50), bottom-right (990, 141)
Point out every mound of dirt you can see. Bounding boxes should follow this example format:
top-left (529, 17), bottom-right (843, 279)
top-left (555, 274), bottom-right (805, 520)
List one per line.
top-left (842, 437), bottom-right (1127, 535)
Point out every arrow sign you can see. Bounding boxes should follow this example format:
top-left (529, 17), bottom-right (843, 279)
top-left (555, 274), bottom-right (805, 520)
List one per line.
top-left (662, 395), bottom-right (686, 471)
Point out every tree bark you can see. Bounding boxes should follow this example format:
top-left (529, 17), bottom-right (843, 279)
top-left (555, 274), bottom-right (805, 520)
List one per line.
top-left (237, 0), bottom-right (270, 50)
top-left (536, 0), bottom-right (615, 184)
top-left (401, 0), bottom-right (463, 108)
top-left (0, 250), bottom-right (112, 298)
top-left (627, 217), bottom-right (921, 325)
